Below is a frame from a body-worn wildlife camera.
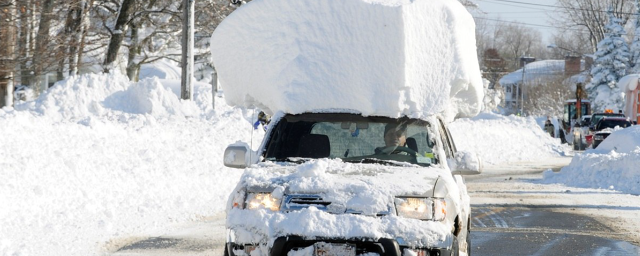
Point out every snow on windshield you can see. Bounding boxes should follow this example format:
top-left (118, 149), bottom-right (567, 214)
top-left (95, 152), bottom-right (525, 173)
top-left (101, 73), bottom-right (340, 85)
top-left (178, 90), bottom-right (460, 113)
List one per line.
top-left (210, 0), bottom-right (483, 121)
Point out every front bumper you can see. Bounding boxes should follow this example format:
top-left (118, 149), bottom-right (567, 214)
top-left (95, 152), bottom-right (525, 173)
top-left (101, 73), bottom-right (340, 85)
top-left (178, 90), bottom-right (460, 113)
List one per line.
top-left (226, 235), bottom-right (454, 256)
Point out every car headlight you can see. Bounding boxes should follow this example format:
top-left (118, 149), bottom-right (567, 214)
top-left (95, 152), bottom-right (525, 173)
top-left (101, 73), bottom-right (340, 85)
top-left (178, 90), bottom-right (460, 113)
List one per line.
top-left (395, 197), bottom-right (446, 221)
top-left (246, 192), bottom-right (281, 211)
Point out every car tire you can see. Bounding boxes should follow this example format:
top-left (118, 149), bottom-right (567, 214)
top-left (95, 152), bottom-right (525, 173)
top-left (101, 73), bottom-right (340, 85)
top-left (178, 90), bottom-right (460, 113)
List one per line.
top-left (224, 244), bottom-right (230, 256)
top-left (451, 234), bottom-right (460, 256)
top-left (467, 218), bottom-right (472, 256)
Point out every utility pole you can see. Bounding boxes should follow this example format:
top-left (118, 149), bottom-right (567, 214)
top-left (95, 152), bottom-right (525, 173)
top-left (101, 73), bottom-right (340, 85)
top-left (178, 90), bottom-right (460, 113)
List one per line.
top-left (519, 56), bottom-right (535, 116)
top-left (181, 0), bottom-right (195, 100)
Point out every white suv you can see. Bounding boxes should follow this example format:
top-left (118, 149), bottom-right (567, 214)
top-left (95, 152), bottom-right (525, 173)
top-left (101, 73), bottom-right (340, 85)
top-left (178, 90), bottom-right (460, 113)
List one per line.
top-left (223, 112), bottom-right (481, 256)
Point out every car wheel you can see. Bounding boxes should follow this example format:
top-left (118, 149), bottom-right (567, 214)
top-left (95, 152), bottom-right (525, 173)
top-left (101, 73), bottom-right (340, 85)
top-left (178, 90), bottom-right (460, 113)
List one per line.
top-left (224, 244), bottom-right (230, 256)
top-left (467, 219), bottom-right (472, 256)
top-left (451, 234), bottom-right (460, 256)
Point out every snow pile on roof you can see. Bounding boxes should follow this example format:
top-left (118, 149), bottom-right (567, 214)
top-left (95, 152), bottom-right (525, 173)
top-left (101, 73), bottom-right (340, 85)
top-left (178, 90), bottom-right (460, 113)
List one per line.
top-left (499, 60), bottom-right (565, 86)
top-left (449, 112), bottom-right (570, 165)
top-left (210, 0), bottom-right (483, 121)
top-left (618, 74), bottom-right (640, 91)
top-left (0, 72), bottom-right (260, 256)
top-left (544, 126), bottom-right (640, 194)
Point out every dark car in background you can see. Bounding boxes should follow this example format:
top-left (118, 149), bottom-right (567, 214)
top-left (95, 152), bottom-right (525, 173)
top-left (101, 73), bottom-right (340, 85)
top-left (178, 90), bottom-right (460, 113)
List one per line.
top-left (592, 117), bottom-right (633, 148)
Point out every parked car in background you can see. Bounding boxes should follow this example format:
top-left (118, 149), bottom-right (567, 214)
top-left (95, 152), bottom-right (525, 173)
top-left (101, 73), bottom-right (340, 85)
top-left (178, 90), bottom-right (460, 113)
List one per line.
top-left (588, 111), bottom-right (625, 131)
top-left (572, 110), bottom-right (625, 150)
top-left (592, 117), bottom-right (633, 148)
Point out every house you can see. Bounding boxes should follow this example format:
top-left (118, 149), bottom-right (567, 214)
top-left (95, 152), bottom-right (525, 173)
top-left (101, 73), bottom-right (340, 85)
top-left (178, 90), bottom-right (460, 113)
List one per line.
top-left (498, 56), bottom-right (590, 115)
top-left (617, 74), bottom-right (640, 124)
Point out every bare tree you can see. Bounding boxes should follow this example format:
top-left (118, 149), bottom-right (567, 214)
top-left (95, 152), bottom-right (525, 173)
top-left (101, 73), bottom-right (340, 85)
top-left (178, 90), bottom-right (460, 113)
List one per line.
top-left (555, 0), bottom-right (634, 52)
top-left (103, 0), bottom-right (135, 73)
top-left (498, 23), bottom-right (542, 69)
top-left (31, 0), bottom-right (56, 93)
top-left (0, 0), bottom-right (16, 107)
top-left (524, 76), bottom-right (573, 117)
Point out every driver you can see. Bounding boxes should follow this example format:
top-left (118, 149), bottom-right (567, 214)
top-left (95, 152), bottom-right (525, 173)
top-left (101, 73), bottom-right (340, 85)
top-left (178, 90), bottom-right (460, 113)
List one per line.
top-left (375, 123), bottom-right (409, 154)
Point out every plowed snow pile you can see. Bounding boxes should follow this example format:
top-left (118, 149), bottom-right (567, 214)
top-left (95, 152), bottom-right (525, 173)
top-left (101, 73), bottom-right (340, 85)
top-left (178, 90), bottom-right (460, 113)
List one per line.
top-left (544, 126), bottom-right (640, 195)
top-left (449, 112), bottom-right (571, 165)
top-left (0, 73), bottom-right (261, 256)
top-left (210, 0), bottom-right (483, 121)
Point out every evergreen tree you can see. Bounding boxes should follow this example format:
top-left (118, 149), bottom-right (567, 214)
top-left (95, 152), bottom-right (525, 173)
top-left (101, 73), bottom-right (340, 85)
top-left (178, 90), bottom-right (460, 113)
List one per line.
top-left (586, 9), bottom-right (629, 112)
top-left (630, 0), bottom-right (640, 72)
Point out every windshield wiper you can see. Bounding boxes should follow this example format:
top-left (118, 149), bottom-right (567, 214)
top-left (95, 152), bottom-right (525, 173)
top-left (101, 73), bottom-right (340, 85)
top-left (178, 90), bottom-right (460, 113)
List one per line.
top-left (271, 157), bottom-right (311, 164)
top-left (343, 158), bottom-right (406, 167)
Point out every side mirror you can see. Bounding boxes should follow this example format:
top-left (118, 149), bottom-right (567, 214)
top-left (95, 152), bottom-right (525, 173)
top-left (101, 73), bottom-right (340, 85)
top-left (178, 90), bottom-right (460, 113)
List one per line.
top-left (223, 142), bottom-right (256, 169)
top-left (448, 151), bottom-right (482, 175)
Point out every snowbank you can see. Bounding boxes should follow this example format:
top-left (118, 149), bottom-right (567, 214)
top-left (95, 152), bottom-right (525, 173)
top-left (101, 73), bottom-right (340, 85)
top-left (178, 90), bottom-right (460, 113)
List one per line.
top-left (210, 0), bottom-right (482, 121)
top-left (449, 113), bottom-right (570, 165)
top-left (544, 126), bottom-right (640, 195)
top-left (0, 73), bottom-right (262, 256)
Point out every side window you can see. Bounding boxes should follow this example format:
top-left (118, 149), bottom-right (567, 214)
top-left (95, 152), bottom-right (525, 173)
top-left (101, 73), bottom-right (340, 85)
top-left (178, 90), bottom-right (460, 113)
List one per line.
top-left (437, 119), bottom-right (455, 159)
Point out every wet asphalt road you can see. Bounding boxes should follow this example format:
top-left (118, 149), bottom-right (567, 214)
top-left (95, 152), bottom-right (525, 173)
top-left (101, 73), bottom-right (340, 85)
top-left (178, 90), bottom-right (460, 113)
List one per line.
top-left (466, 159), bottom-right (640, 256)
top-left (470, 206), bottom-right (640, 256)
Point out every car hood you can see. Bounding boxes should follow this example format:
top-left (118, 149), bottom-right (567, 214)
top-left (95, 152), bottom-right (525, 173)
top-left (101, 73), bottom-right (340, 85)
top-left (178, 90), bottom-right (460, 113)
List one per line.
top-left (231, 159), bottom-right (454, 215)
top-left (226, 158), bottom-right (459, 247)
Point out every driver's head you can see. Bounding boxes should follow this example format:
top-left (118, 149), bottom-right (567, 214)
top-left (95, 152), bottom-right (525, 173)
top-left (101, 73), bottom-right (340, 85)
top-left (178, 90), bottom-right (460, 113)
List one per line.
top-left (384, 123), bottom-right (407, 147)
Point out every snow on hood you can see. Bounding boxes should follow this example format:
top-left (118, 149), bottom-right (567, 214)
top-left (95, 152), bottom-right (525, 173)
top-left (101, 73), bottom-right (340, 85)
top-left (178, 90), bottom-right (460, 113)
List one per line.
top-left (227, 159), bottom-right (459, 248)
top-left (210, 0), bottom-right (483, 122)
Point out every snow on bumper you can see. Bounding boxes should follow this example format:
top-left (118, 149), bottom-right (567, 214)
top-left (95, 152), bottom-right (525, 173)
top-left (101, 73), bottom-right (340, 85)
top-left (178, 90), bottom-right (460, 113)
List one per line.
top-left (226, 207), bottom-right (451, 254)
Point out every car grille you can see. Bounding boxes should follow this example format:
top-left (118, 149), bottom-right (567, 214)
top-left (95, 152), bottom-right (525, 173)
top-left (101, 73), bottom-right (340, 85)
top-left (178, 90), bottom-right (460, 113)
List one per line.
top-left (282, 195), bottom-right (332, 212)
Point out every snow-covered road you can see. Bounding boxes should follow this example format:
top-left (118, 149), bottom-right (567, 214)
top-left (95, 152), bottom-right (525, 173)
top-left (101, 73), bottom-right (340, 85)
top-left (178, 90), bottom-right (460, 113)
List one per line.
top-left (468, 157), bottom-right (640, 255)
top-left (105, 156), bottom-right (640, 256)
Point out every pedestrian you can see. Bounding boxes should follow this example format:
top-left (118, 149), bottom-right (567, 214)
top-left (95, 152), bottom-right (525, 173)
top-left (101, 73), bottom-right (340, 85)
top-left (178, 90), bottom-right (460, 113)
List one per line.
top-left (544, 117), bottom-right (554, 137)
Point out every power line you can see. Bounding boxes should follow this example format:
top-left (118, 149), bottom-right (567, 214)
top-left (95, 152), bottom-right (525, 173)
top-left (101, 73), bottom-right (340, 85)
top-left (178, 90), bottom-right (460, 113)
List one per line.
top-left (473, 16), bottom-right (591, 34)
top-left (477, 0), bottom-right (555, 12)
top-left (478, 0), bottom-right (638, 16)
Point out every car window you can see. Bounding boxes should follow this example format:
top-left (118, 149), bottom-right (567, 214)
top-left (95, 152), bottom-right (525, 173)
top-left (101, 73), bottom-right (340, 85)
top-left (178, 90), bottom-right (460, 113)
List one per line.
top-left (263, 113), bottom-right (439, 166)
top-left (437, 119), bottom-right (455, 159)
top-left (597, 120), bottom-right (631, 130)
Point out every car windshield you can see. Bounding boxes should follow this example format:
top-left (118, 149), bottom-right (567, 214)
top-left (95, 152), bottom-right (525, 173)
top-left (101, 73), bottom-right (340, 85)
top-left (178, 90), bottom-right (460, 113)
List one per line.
top-left (591, 114), bottom-right (624, 127)
top-left (263, 113), bottom-right (438, 167)
top-left (597, 119), bottom-right (631, 130)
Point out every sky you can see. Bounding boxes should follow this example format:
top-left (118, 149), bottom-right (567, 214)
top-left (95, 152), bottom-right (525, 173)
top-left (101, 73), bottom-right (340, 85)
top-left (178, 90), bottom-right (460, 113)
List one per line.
top-left (473, 0), bottom-right (558, 41)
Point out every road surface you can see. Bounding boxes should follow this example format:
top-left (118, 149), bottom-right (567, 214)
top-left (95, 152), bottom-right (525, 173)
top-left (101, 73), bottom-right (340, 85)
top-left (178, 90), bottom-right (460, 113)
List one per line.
top-left (107, 157), bottom-right (640, 255)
